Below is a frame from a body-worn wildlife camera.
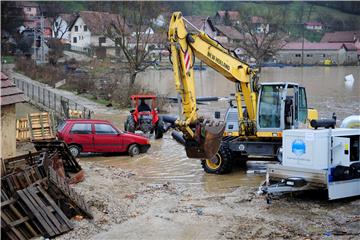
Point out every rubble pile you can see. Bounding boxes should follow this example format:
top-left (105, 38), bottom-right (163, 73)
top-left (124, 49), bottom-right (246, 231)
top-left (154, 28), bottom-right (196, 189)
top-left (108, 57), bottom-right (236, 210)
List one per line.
top-left (1, 140), bottom-right (92, 239)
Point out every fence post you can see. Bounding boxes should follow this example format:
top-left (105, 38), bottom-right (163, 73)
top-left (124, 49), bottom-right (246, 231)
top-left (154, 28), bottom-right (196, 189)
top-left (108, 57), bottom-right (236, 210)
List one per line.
top-left (38, 85), bottom-right (40, 103)
top-left (48, 90), bottom-right (51, 108)
top-left (32, 84), bottom-right (34, 99)
top-left (54, 93), bottom-right (56, 113)
top-left (43, 88), bottom-right (45, 106)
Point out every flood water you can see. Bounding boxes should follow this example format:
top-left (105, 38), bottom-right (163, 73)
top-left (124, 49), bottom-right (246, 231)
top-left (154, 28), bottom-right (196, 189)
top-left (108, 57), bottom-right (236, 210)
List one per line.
top-left (84, 66), bottom-right (359, 193)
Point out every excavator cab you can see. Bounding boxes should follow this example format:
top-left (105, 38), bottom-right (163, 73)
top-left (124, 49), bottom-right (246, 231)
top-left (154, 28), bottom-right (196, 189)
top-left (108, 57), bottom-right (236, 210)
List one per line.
top-left (256, 83), bottom-right (308, 134)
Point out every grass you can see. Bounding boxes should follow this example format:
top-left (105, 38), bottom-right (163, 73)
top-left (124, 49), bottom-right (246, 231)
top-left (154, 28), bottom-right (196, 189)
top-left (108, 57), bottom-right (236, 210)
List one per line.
top-left (1, 55), bottom-right (15, 64)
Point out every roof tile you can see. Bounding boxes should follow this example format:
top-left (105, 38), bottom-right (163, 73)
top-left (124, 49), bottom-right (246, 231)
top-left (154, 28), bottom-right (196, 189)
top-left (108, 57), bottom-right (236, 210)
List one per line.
top-left (1, 72), bottom-right (26, 106)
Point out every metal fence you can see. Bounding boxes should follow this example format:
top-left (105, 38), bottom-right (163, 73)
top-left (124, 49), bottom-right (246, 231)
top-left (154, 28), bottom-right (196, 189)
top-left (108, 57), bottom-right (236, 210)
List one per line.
top-left (14, 77), bottom-right (92, 120)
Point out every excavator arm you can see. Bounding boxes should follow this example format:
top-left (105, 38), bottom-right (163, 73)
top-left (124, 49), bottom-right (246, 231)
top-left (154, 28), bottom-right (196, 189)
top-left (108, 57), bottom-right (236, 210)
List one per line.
top-left (168, 12), bottom-right (258, 159)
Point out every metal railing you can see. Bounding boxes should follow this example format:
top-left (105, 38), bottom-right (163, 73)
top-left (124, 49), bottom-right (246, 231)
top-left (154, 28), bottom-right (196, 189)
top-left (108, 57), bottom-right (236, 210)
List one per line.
top-left (14, 77), bottom-right (92, 120)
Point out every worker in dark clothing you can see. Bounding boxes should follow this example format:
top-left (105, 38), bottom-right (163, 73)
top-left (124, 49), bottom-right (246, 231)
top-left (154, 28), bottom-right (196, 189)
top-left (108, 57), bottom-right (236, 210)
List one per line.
top-left (138, 99), bottom-right (151, 112)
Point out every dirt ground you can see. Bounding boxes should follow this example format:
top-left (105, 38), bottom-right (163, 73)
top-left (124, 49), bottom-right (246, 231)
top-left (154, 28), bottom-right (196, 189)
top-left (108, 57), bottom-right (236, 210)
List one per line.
top-left (47, 159), bottom-right (359, 240)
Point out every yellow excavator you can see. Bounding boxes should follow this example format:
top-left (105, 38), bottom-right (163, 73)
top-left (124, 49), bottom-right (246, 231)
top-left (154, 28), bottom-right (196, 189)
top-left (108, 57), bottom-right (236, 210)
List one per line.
top-left (168, 12), bottom-right (318, 174)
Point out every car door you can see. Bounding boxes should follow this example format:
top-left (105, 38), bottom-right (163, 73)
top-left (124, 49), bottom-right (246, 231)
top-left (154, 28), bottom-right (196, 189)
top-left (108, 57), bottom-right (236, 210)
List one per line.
top-left (68, 123), bottom-right (93, 152)
top-left (93, 123), bottom-right (123, 152)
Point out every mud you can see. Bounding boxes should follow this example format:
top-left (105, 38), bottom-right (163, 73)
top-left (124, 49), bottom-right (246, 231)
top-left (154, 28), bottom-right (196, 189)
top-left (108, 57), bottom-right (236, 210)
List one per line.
top-left (54, 161), bottom-right (360, 240)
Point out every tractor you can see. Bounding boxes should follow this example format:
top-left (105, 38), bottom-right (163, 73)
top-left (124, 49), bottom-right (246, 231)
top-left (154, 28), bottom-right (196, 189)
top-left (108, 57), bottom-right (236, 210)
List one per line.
top-left (124, 95), bottom-right (165, 139)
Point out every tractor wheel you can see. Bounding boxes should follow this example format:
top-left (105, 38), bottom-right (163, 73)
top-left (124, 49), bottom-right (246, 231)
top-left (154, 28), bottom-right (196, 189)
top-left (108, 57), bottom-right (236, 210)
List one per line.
top-left (201, 145), bottom-right (233, 174)
top-left (154, 119), bottom-right (164, 139)
top-left (125, 115), bottom-right (136, 133)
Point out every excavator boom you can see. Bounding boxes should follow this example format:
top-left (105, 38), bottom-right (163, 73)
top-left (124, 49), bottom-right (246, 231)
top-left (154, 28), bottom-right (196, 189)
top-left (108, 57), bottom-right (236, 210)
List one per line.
top-left (168, 12), bottom-right (258, 159)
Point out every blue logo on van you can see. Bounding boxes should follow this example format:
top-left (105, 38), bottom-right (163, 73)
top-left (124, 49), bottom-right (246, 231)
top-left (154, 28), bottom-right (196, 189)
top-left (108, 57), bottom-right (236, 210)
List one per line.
top-left (292, 139), bottom-right (306, 156)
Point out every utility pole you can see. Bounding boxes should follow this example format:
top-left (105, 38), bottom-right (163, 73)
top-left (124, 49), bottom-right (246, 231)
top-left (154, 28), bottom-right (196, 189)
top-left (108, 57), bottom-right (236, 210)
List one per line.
top-left (33, 15), bottom-right (45, 64)
top-left (301, 22), bottom-right (304, 66)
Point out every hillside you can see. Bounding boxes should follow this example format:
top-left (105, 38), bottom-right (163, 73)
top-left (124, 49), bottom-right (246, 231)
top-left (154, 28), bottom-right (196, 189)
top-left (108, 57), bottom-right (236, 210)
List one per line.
top-left (37, 1), bottom-right (360, 42)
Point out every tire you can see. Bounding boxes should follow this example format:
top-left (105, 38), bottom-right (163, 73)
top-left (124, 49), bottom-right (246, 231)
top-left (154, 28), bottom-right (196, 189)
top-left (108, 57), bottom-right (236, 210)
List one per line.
top-left (201, 145), bottom-right (233, 174)
top-left (125, 115), bottom-right (136, 133)
top-left (68, 144), bottom-right (81, 158)
top-left (154, 120), bottom-right (164, 139)
top-left (128, 144), bottom-right (140, 156)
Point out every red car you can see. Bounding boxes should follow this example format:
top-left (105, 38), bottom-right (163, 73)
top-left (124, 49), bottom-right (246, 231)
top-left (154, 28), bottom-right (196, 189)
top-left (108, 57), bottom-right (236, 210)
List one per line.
top-left (57, 119), bottom-right (151, 157)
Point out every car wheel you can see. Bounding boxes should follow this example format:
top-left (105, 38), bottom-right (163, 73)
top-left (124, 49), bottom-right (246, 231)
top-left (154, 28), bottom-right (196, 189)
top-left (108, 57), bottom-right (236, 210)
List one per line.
top-left (128, 144), bottom-right (140, 156)
top-left (69, 144), bottom-right (81, 157)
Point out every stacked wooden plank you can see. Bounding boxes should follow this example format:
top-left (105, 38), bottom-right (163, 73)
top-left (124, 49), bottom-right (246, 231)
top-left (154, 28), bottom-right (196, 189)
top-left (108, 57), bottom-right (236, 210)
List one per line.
top-left (1, 141), bottom-right (92, 240)
top-left (28, 112), bottom-right (55, 141)
top-left (16, 118), bottom-right (30, 142)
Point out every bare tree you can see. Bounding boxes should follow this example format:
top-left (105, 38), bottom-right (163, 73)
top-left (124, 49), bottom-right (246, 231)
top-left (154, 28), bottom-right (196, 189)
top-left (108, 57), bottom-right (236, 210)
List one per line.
top-left (106, 2), bottom-right (165, 87)
top-left (235, 6), bottom-right (289, 66)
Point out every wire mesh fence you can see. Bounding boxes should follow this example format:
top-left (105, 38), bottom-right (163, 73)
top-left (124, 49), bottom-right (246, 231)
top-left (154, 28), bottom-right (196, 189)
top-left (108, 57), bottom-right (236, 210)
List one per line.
top-left (14, 77), bottom-right (92, 120)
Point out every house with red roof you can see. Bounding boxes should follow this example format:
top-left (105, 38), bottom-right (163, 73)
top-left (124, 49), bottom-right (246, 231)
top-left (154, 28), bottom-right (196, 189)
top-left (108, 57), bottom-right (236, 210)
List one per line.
top-left (214, 10), bottom-right (240, 25)
top-left (1, 72), bottom-right (27, 160)
top-left (321, 31), bottom-right (360, 43)
top-left (321, 31), bottom-right (360, 62)
top-left (277, 41), bottom-right (358, 65)
top-left (183, 16), bottom-right (216, 38)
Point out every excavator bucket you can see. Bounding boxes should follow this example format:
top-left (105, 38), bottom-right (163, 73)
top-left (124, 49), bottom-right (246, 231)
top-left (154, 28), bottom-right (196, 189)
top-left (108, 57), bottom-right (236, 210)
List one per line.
top-left (185, 122), bottom-right (225, 159)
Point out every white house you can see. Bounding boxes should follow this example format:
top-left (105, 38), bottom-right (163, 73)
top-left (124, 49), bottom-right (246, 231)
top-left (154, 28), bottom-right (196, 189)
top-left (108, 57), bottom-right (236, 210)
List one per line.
top-left (52, 14), bottom-right (77, 43)
top-left (67, 11), bottom-right (129, 52)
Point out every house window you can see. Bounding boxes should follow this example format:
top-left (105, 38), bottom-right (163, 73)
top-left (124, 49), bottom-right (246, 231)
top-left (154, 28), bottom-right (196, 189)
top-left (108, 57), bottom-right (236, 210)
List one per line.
top-left (73, 37), bottom-right (77, 43)
top-left (99, 37), bottom-right (106, 43)
top-left (75, 26), bottom-right (78, 32)
top-left (306, 54), bottom-right (313, 57)
top-left (322, 54), bottom-right (326, 58)
top-left (84, 25), bottom-right (87, 31)
top-left (27, 7), bottom-right (31, 11)
top-left (295, 54), bottom-right (301, 57)
top-left (55, 21), bottom-right (58, 27)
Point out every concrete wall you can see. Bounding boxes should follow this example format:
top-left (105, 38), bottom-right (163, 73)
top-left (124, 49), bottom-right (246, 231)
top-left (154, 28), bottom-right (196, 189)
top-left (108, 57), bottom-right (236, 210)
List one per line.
top-left (1, 104), bottom-right (16, 160)
top-left (277, 49), bottom-right (358, 65)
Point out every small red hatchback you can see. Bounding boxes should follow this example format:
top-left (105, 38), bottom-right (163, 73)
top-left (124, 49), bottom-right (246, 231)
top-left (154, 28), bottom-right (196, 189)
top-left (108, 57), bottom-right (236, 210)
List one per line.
top-left (57, 119), bottom-right (151, 157)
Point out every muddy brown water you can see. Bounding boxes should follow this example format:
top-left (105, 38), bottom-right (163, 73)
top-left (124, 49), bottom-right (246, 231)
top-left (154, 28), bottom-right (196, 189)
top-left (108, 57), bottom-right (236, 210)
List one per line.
top-left (84, 66), bottom-right (359, 193)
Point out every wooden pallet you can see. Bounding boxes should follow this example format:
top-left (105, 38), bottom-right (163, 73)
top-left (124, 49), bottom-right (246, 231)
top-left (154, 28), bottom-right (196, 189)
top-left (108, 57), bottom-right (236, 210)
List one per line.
top-left (16, 118), bottom-right (30, 142)
top-left (28, 112), bottom-right (55, 141)
top-left (1, 152), bottom-right (41, 176)
top-left (16, 186), bottom-right (73, 238)
top-left (48, 167), bottom-right (92, 219)
top-left (1, 190), bottom-right (42, 240)
top-left (1, 165), bottom-right (46, 196)
top-left (33, 140), bottom-right (82, 174)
